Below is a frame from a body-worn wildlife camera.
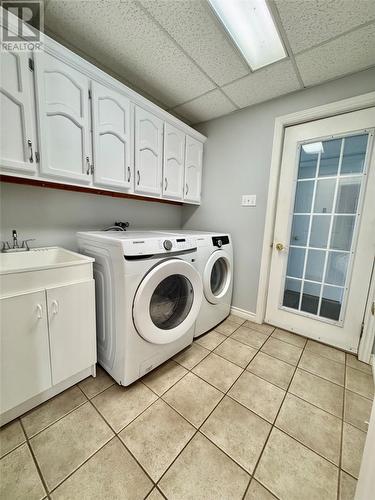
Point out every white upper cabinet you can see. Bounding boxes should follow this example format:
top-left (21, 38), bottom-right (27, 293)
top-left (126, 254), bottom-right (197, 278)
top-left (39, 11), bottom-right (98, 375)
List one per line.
top-left (163, 123), bottom-right (185, 200)
top-left (34, 52), bottom-right (91, 183)
top-left (0, 51), bottom-right (37, 173)
top-left (134, 106), bottom-right (163, 196)
top-left (184, 135), bottom-right (203, 203)
top-left (91, 81), bottom-right (132, 189)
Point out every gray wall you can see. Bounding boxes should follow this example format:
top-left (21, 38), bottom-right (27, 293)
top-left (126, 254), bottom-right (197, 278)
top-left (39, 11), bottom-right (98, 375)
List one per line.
top-left (0, 183), bottom-right (182, 250)
top-left (182, 68), bottom-right (375, 314)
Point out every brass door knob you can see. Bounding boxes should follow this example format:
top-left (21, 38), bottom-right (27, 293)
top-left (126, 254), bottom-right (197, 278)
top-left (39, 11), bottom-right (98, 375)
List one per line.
top-left (275, 243), bottom-right (284, 251)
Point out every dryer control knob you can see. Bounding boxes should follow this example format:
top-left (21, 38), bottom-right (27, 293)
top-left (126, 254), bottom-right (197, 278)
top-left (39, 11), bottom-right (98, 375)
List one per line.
top-left (163, 239), bottom-right (173, 250)
top-left (217, 239), bottom-right (222, 247)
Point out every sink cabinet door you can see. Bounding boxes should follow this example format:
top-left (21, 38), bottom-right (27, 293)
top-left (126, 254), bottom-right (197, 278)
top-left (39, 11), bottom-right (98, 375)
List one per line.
top-left (0, 291), bottom-right (52, 413)
top-left (47, 280), bottom-right (96, 385)
top-left (0, 51), bottom-right (38, 174)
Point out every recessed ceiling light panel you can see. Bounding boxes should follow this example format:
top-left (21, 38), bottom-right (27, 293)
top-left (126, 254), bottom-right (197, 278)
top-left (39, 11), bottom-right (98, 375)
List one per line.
top-left (208, 0), bottom-right (287, 70)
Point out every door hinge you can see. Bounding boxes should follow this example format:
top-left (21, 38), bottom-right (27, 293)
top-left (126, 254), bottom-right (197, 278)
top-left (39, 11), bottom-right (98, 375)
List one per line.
top-left (28, 58), bottom-right (34, 71)
top-left (88, 89), bottom-right (91, 99)
top-left (359, 322), bottom-right (365, 339)
top-left (371, 301), bottom-right (375, 316)
top-left (91, 163), bottom-right (94, 174)
top-left (35, 151), bottom-right (40, 163)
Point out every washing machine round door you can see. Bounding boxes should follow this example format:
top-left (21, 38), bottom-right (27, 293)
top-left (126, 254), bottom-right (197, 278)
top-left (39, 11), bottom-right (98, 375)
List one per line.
top-left (133, 258), bottom-right (203, 344)
top-left (203, 250), bottom-right (232, 305)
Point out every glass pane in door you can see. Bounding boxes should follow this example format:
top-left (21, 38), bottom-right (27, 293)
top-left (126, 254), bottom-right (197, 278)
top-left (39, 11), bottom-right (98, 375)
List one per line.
top-left (282, 132), bottom-right (369, 322)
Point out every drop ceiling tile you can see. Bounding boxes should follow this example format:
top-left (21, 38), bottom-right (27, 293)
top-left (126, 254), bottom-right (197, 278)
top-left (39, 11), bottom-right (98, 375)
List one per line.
top-left (139, 0), bottom-right (249, 86)
top-left (172, 89), bottom-right (236, 124)
top-left (222, 60), bottom-right (301, 109)
top-left (296, 24), bottom-right (375, 86)
top-left (275, 0), bottom-right (375, 54)
top-left (45, 0), bottom-right (215, 107)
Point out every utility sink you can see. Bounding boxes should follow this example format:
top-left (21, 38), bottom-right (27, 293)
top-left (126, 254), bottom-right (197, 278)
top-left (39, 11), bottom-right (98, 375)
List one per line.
top-left (0, 247), bottom-right (93, 275)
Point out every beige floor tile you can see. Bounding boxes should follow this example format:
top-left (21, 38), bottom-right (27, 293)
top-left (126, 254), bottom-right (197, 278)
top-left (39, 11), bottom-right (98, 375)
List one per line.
top-left (173, 343), bottom-right (209, 369)
top-left (231, 326), bottom-right (269, 349)
top-left (119, 399), bottom-right (195, 481)
top-left (142, 360), bottom-right (187, 396)
top-left (162, 372), bottom-right (223, 427)
top-left (276, 393), bottom-right (341, 464)
top-left (243, 321), bottom-right (274, 335)
top-left (228, 371), bottom-right (285, 423)
top-left (341, 422), bottom-right (366, 479)
top-left (255, 428), bottom-right (339, 500)
top-left (201, 396), bottom-right (271, 473)
top-left (147, 488), bottom-right (165, 500)
top-left (299, 350), bottom-right (345, 386)
top-left (272, 328), bottom-right (307, 348)
top-left (0, 419), bottom-right (25, 458)
top-left (78, 365), bottom-right (115, 399)
top-left (247, 351), bottom-right (295, 390)
top-left (344, 390), bottom-right (372, 432)
top-left (159, 432), bottom-right (249, 500)
top-left (192, 353), bottom-right (243, 392)
top-left (305, 339), bottom-right (345, 364)
top-left (261, 337), bottom-right (302, 366)
top-left (22, 386), bottom-right (86, 438)
top-left (346, 366), bottom-right (374, 400)
top-left (92, 382), bottom-right (157, 432)
top-left (214, 337), bottom-right (257, 368)
top-left (245, 480), bottom-right (277, 500)
top-left (339, 470), bottom-right (357, 500)
top-left (30, 402), bottom-right (113, 491)
top-left (346, 354), bottom-right (372, 375)
top-left (51, 437), bottom-right (152, 500)
top-left (215, 318), bottom-right (240, 336)
top-left (0, 443), bottom-right (46, 500)
top-left (227, 314), bottom-right (246, 325)
top-left (195, 330), bottom-right (226, 350)
top-left (289, 369), bottom-right (344, 417)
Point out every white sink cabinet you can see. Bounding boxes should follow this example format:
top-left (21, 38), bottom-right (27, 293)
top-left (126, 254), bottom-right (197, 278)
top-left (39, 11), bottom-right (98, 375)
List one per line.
top-left (0, 247), bottom-right (96, 425)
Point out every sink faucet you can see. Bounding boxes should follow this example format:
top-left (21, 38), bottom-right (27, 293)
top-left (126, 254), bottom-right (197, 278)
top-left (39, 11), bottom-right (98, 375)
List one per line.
top-left (2, 230), bottom-right (35, 253)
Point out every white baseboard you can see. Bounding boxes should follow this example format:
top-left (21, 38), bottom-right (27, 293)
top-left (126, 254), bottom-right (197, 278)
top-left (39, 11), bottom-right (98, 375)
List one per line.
top-left (230, 306), bottom-right (258, 323)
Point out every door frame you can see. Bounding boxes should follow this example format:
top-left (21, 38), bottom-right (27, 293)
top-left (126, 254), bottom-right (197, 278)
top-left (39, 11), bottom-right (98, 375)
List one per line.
top-left (256, 91), bottom-right (375, 360)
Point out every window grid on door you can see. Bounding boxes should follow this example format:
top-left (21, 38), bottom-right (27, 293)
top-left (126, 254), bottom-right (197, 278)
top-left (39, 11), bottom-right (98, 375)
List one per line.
top-left (282, 132), bottom-right (370, 324)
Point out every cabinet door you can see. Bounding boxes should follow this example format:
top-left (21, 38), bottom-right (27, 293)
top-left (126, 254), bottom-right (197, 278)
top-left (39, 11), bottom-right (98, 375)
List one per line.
top-left (47, 280), bottom-right (96, 385)
top-left (163, 123), bottom-right (185, 200)
top-left (0, 291), bottom-right (51, 413)
top-left (134, 106), bottom-right (163, 196)
top-left (91, 81), bottom-right (132, 189)
top-left (0, 51), bottom-right (37, 173)
top-left (34, 52), bottom-right (91, 183)
top-left (184, 136), bottom-right (203, 203)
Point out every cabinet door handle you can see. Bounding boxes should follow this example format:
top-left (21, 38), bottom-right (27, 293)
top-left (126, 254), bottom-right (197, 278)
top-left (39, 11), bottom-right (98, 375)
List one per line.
top-left (185, 183), bottom-right (189, 196)
top-left (137, 170), bottom-right (140, 186)
top-left (27, 140), bottom-right (34, 163)
top-left (52, 300), bottom-right (59, 315)
top-left (127, 166), bottom-right (131, 183)
top-left (36, 304), bottom-right (43, 319)
top-left (86, 156), bottom-right (91, 175)
top-left (164, 177), bottom-right (168, 191)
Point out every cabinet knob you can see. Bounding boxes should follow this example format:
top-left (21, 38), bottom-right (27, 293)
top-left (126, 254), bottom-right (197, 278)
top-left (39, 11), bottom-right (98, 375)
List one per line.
top-left (164, 177), bottom-right (168, 191)
top-left (137, 170), bottom-right (140, 186)
top-left (185, 183), bottom-right (189, 196)
top-left (27, 140), bottom-right (34, 163)
top-left (127, 166), bottom-right (131, 183)
top-left (52, 300), bottom-right (59, 315)
top-left (36, 304), bottom-right (43, 319)
top-left (275, 243), bottom-right (284, 251)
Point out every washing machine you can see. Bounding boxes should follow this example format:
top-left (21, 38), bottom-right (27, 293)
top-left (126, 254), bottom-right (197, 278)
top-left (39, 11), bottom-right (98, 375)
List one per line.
top-left (157, 230), bottom-right (233, 337)
top-left (76, 231), bottom-right (203, 385)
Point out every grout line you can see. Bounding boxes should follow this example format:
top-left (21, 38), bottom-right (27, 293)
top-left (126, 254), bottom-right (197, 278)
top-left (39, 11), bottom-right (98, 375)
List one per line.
top-left (241, 334), bottom-right (309, 498)
top-left (19, 419), bottom-right (50, 499)
top-left (337, 358), bottom-right (348, 500)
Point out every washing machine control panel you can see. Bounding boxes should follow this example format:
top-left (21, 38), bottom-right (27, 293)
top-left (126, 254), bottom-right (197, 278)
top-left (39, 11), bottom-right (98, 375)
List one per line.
top-left (212, 235), bottom-right (230, 247)
top-left (158, 237), bottom-right (195, 252)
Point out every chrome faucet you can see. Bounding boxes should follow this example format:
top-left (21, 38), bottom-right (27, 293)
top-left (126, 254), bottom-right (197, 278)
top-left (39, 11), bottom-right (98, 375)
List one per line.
top-left (1, 230), bottom-right (35, 253)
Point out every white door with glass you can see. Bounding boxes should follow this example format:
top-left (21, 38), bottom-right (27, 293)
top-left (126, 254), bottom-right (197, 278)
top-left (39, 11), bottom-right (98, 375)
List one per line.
top-left (266, 108), bottom-right (375, 352)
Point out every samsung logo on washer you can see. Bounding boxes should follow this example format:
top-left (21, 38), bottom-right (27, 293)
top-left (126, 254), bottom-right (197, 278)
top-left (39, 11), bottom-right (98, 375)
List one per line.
top-left (133, 241), bottom-right (145, 244)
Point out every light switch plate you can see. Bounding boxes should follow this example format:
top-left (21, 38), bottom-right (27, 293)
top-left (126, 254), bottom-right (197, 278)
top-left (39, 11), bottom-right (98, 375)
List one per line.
top-left (242, 194), bottom-right (256, 207)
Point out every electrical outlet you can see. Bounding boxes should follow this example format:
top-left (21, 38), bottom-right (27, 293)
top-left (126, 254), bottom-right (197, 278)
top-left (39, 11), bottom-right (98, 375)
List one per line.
top-left (242, 194), bottom-right (256, 207)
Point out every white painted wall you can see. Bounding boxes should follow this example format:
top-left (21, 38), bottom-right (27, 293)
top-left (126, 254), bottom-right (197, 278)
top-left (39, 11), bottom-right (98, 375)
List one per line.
top-left (0, 183), bottom-right (182, 250)
top-left (182, 68), bottom-right (375, 315)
